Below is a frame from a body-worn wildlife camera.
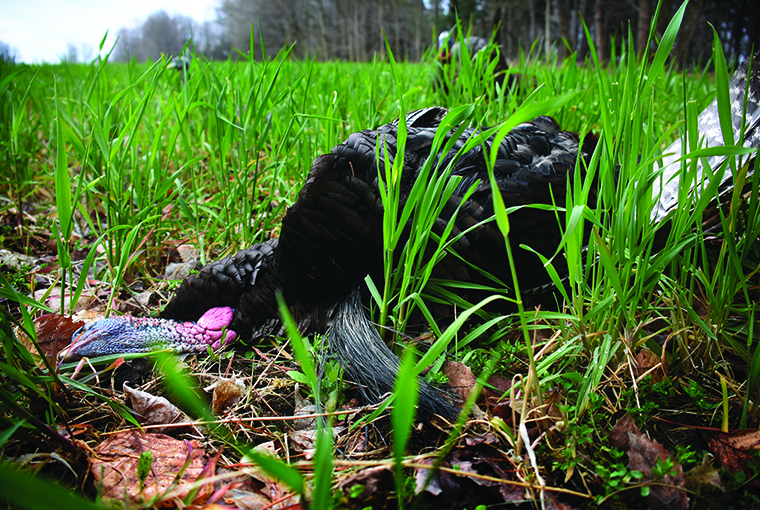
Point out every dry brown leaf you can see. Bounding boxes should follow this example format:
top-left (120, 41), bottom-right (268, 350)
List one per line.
top-left (489, 400), bottom-right (514, 424)
top-left (685, 454), bottom-right (725, 493)
top-left (165, 245), bottom-right (200, 280)
top-left (288, 426), bottom-right (345, 459)
top-left (0, 248), bottom-right (36, 270)
top-left (221, 487), bottom-right (278, 510)
top-left (182, 505), bottom-right (226, 510)
top-left (185, 504), bottom-right (240, 510)
top-left (627, 429), bottom-right (689, 510)
top-left (90, 431), bottom-right (212, 505)
top-left (414, 458), bottom-right (460, 496)
top-left (542, 389), bottom-right (566, 423)
top-left (542, 496), bottom-right (579, 510)
top-left (609, 412), bottom-right (640, 451)
top-left (24, 314), bottom-right (84, 360)
top-left (220, 487), bottom-right (271, 510)
top-left (484, 374), bottom-right (512, 402)
top-left (336, 466), bottom-right (393, 501)
top-left (134, 290), bottom-right (157, 308)
top-left (343, 427), bottom-right (368, 455)
top-left (442, 360), bottom-right (476, 402)
top-left (633, 348), bottom-right (667, 381)
top-left (484, 374), bottom-right (515, 422)
top-left (232, 444), bottom-right (301, 510)
top-left (286, 388), bottom-right (344, 459)
top-left (72, 309), bottom-right (107, 322)
top-left (177, 244), bottom-right (200, 262)
top-left (705, 428), bottom-right (760, 481)
top-left (219, 473), bottom-right (300, 510)
top-left (448, 441), bottom-right (527, 504)
top-left (205, 378), bottom-right (247, 415)
top-left (123, 383), bottom-right (190, 431)
top-left (610, 413), bottom-right (689, 509)
top-left (464, 433), bottom-right (498, 447)
top-left (33, 287), bottom-right (96, 314)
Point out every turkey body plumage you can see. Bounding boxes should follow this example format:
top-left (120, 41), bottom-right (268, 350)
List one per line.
top-left (162, 108), bottom-right (587, 339)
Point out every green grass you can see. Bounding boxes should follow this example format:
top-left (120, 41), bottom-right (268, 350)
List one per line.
top-left (1, 1), bottom-right (760, 507)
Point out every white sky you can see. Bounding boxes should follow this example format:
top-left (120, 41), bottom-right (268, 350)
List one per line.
top-left (0, 0), bottom-right (218, 63)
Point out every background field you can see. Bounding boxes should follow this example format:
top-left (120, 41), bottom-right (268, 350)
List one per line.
top-left (1, 8), bottom-right (760, 509)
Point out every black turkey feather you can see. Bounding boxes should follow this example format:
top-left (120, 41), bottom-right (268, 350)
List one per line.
top-left (61, 57), bottom-right (760, 421)
top-left (158, 106), bottom-right (589, 340)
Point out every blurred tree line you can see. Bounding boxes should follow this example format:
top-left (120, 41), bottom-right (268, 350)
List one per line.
top-left (114, 11), bottom-right (230, 61)
top-left (112, 0), bottom-right (758, 67)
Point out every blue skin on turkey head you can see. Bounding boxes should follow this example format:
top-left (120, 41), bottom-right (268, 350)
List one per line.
top-left (60, 307), bottom-right (237, 361)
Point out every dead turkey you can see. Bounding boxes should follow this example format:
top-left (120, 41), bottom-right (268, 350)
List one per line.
top-left (61, 57), bottom-right (760, 420)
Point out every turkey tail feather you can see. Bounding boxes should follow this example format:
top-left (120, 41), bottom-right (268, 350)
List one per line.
top-left (653, 54), bottom-right (760, 221)
top-left (327, 288), bottom-right (459, 419)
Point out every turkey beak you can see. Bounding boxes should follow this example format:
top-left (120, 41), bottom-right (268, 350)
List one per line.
top-left (58, 328), bottom-right (97, 363)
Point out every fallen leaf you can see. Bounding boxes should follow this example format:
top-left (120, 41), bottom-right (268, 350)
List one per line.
top-left (288, 426), bottom-right (345, 459)
top-left (542, 496), bottom-right (579, 510)
top-left (33, 287), bottom-right (95, 314)
top-left (484, 375), bottom-right (515, 422)
top-left (57, 422), bottom-right (92, 440)
top-left (449, 440), bottom-right (526, 504)
top-left (627, 430), bottom-right (689, 510)
top-left (161, 203), bottom-right (174, 221)
top-left (222, 486), bottom-right (282, 510)
top-left (685, 454), bottom-right (725, 493)
top-left (166, 262), bottom-right (197, 280)
top-left (205, 378), bottom-right (247, 415)
top-left (609, 412), bottom-right (640, 451)
top-left (165, 245), bottom-right (200, 280)
top-left (177, 244), bottom-right (199, 263)
top-left (134, 291), bottom-right (157, 308)
top-left (233, 444), bottom-right (301, 509)
top-left (72, 309), bottom-right (107, 322)
top-left (286, 388), bottom-right (344, 459)
top-left (90, 431), bottom-right (212, 505)
top-left (0, 248), bottom-right (36, 271)
top-left (23, 314), bottom-right (84, 360)
top-left (464, 433), bottom-right (498, 447)
top-left (486, 452), bottom-right (530, 503)
top-left (705, 428), bottom-right (760, 484)
top-left (291, 389), bottom-right (317, 430)
top-left (633, 348), bottom-right (667, 381)
top-left (610, 413), bottom-right (689, 509)
top-left (185, 504), bottom-right (240, 510)
top-left (343, 426), bottom-right (368, 455)
top-left (336, 466), bottom-right (394, 505)
top-left (123, 383), bottom-right (190, 431)
top-left (442, 360), bottom-right (476, 402)
top-left (414, 458), bottom-right (460, 496)
top-left (484, 374), bottom-right (512, 403)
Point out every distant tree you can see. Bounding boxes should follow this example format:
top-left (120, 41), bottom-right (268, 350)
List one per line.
top-left (141, 11), bottom-right (185, 60)
top-left (80, 43), bottom-right (95, 62)
top-left (113, 11), bottom-right (200, 62)
top-left (197, 21), bottom-right (231, 60)
top-left (218, 0), bottom-right (431, 61)
top-left (0, 41), bottom-right (17, 63)
top-left (636, 0), bottom-right (651, 57)
top-left (114, 27), bottom-right (141, 61)
top-left (62, 44), bottom-right (79, 63)
top-left (218, 0), bottom-right (259, 56)
top-left (109, 1), bottom-right (759, 67)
